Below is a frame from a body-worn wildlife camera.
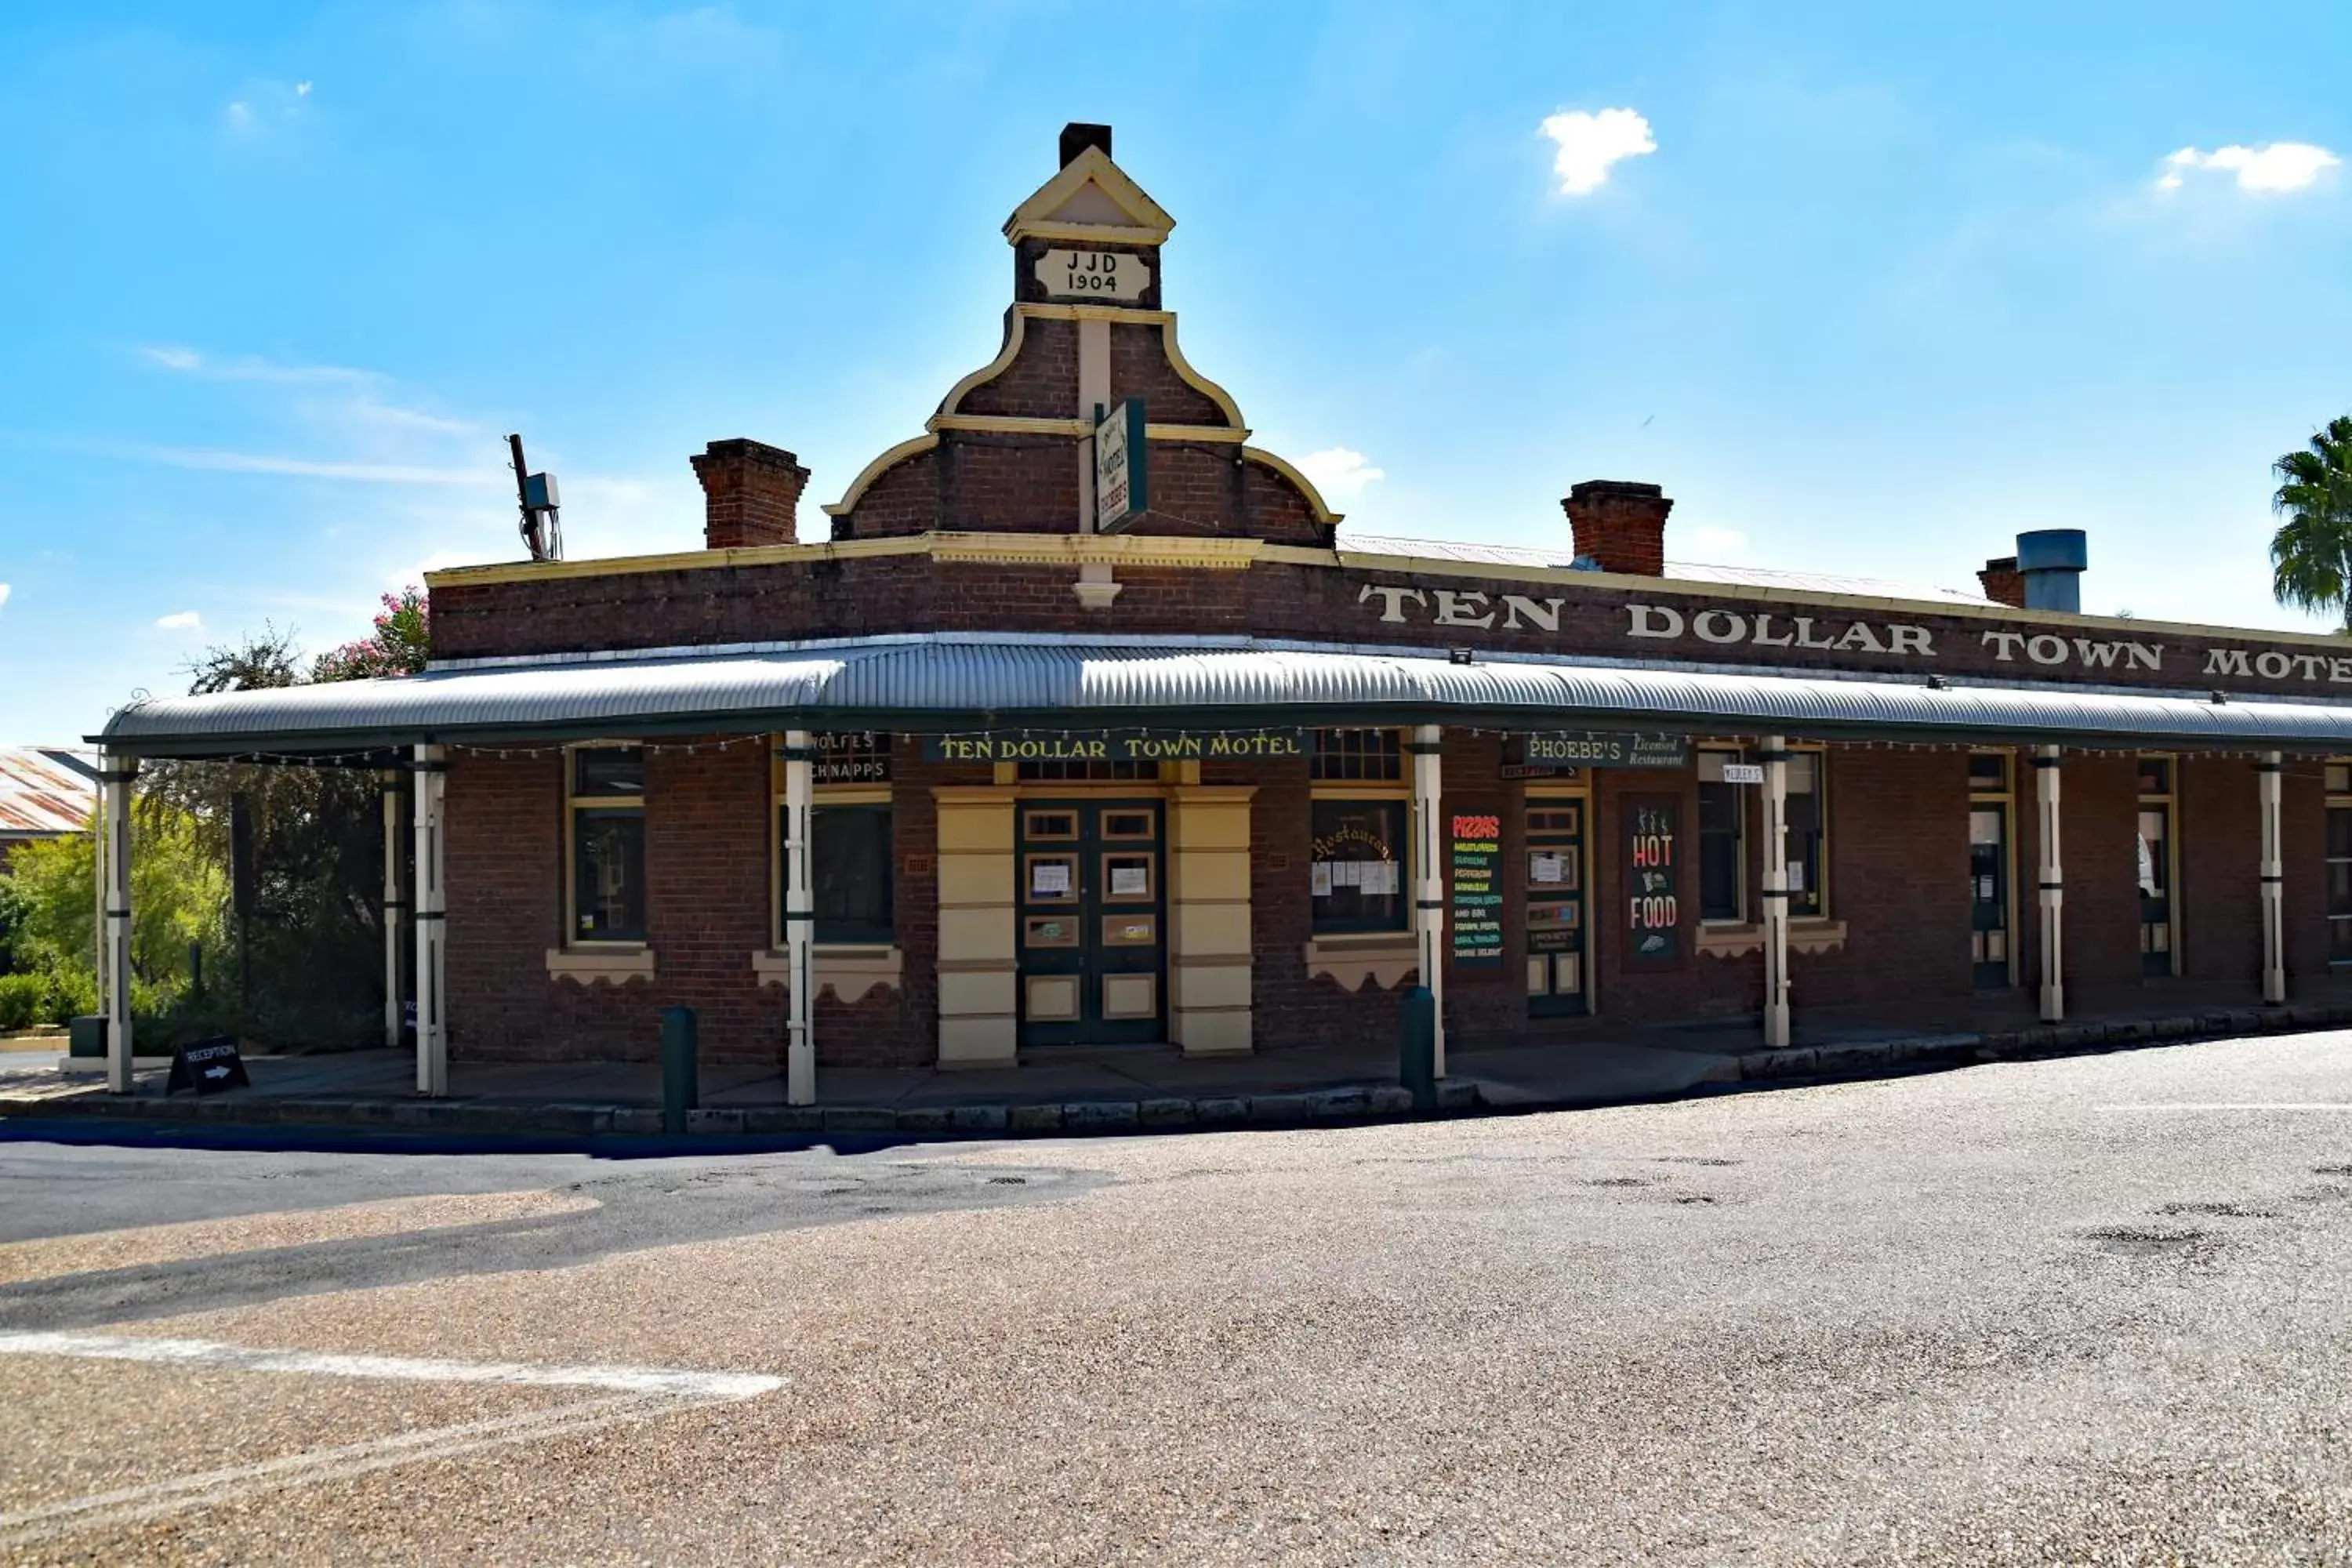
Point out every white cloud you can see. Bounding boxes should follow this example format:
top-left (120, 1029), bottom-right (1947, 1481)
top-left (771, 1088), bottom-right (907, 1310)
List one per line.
top-left (1540, 107), bottom-right (1656, 195)
top-left (1295, 447), bottom-right (1386, 497)
top-left (0, 583), bottom-right (11, 612)
top-left (1690, 527), bottom-right (1748, 558)
top-left (134, 446), bottom-right (499, 485)
top-left (154, 611), bottom-right (201, 630)
top-left (225, 100), bottom-right (252, 129)
top-left (139, 346), bottom-right (372, 384)
top-left (296, 81), bottom-right (313, 97)
top-left (2158, 142), bottom-right (2340, 193)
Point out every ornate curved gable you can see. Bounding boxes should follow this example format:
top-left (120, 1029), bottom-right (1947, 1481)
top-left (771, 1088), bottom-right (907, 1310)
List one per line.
top-left (826, 124), bottom-right (1339, 545)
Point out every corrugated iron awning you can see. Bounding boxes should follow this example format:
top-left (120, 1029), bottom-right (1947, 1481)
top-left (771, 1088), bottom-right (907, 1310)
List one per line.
top-left (89, 634), bottom-right (2352, 757)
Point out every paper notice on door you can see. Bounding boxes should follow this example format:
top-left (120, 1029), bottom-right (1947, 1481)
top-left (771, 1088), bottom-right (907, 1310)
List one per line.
top-left (1331, 862), bottom-right (1359, 889)
top-left (1364, 860), bottom-right (1399, 895)
top-left (1032, 861), bottom-right (1072, 896)
top-left (1110, 865), bottom-right (1148, 896)
top-left (1311, 862), bottom-right (1333, 898)
top-left (1786, 860), bottom-right (1806, 893)
top-left (1530, 852), bottom-right (1566, 885)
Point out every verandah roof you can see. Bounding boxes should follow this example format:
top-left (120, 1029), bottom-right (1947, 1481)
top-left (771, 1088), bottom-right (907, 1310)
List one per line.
top-left (90, 633), bottom-right (2352, 759)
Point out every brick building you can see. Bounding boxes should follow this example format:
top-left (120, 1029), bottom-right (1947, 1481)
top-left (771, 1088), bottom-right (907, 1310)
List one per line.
top-left (93, 125), bottom-right (2352, 1098)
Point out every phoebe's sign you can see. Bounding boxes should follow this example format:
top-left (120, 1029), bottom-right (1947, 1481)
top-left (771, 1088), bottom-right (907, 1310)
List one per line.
top-left (924, 728), bottom-right (1302, 764)
top-left (1036, 248), bottom-right (1149, 301)
top-left (1094, 398), bottom-right (1149, 532)
top-left (1519, 733), bottom-right (1689, 769)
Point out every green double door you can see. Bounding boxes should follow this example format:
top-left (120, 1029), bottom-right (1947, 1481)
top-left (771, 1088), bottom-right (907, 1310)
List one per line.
top-left (1014, 800), bottom-right (1167, 1047)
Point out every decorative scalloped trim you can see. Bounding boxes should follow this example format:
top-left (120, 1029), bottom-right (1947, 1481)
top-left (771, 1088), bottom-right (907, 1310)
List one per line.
top-left (750, 946), bottom-right (905, 1003)
top-left (1303, 938), bottom-right (1418, 991)
top-left (545, 947), bottom-right (655, 985)
top-left (935, 309), bottom-right (1030, 420)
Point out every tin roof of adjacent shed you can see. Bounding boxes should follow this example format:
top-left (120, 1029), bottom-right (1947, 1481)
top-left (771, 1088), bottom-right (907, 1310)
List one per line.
top-left (0, 746), bottom-right (96, 836)
top-left (87, 633), bottom-right (2352, 758)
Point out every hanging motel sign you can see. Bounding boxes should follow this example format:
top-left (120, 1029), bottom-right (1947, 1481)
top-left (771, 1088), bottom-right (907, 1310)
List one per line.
top-left (1094, 397), bottom-right (1149, 532)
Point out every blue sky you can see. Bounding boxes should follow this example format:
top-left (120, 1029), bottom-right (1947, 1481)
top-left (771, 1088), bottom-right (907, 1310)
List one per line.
top-left (2, 1), bottom-right (2348, 743)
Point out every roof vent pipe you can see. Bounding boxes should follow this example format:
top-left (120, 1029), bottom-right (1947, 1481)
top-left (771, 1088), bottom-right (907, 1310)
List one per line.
top-left (2016, 528), bottom-right (2087, 614)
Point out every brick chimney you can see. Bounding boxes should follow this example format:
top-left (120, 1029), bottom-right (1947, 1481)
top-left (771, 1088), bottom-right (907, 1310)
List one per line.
top-left (691, 438), bottom-right (810, 550)
top-left (1977, 555), bottom-right (2026, 608)
top-left (1562, 480), bottom-right (1673, 578)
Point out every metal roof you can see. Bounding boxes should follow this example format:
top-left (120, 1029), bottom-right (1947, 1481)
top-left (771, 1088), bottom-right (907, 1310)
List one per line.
top-left (89, 635), bottom-right (2352, 757)
top-left (0, 746), bottom-right (96, 837)
top-left (1336, 533), bottom-right (2001, 607)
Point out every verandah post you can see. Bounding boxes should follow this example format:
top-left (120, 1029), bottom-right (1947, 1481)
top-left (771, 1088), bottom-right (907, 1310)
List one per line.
top-left (100, 750), bottom-right (136, 1094)
top-left (412, 743), bottom-right (448, 1097)
top-left (1760, 735), bottom-right (1791, 1050)
top-left (2259, 751), bottom-right (2285, 1005)
top-left (1409, 724), bottom-right (1446, 1078)
top-left (2035, 745), bottom-right (2064, 1023)
top-left (382, 770), bottom-right (405, 1048)
top-left (782, 729), bottom-right (817, 1107)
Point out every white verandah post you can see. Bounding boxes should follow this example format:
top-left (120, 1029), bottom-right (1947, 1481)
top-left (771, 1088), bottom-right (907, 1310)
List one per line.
top-left (1760, 735), bottom-right (1792, 1050)
top-left (100, 751), bottom-right (136, 1094)
top-left (2035, 745), bottom-right (2064, 1023)
top-left (412, 743), bottom-right (448, 1097)
top-left (2259, 751), bottom-right (2285, 1005)
top-left (782, 731), bottom-right (816, 1106)
top-left (1409, 724), bottom-right (1446, 1078)
top-left (382, 770), bottom-right (405, 1049)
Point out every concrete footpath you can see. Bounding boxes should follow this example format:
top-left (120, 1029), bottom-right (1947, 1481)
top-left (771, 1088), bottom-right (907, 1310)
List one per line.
top-left (5, 992), bottom-right (2352, 1141)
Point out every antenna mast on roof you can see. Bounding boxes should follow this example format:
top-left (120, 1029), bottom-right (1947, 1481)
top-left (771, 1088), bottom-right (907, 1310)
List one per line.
top-left (508, 433), bottom-right (562, 561)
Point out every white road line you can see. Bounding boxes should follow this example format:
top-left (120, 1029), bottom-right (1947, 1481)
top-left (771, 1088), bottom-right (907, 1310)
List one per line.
top-left (0, 1330), bottom-right (782, 1399)
top-left (0, 1393), bottom-right (672, 1547)
top-left (2097, 1103), bottom-right (2352, 1112)
top-left (0, 1331), bottom-right (786, 1547)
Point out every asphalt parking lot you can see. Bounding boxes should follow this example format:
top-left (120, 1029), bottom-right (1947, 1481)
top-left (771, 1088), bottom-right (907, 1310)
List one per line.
top-left (2, 1032), bottom-right (2349, 1565)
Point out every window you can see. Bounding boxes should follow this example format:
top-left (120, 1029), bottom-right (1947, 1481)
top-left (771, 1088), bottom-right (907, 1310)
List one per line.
top-left (1697, 749), bottom-right (1747, 922)
top-left (1969, 751), bottom-right (2010, 793)
top-left (1015, 759), bottom-right (1157, 782)
top-left (805, 804), bottom-right (894, 944)
top-left (1785, 752), bottom-right (1826, 918)
top-left (1311, 728), bottom-right (1403, 782)
top-left (568, 746), bottom-right (645, 943)
top-left (779, 734), bottom-right (895, 946)
top-left (1310, 799), bottom-right (1407, 932)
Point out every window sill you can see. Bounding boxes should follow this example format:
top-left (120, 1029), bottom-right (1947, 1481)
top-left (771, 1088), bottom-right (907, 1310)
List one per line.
top-left (751, 945), bottom-right (905, 1003)
top-left (1694, 919), bottom-right (1847, 958)
top-left (546, 946), bottom-right (655, 985)
top-left (1303, 932), bottom-right (1418, 992)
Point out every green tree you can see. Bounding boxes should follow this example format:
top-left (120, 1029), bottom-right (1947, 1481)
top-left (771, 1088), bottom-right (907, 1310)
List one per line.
top-left (2, 804), bottom-right (227, 995)
top-left (2269, 416), bottom-right (2352, 629)
top-left (313, 587), bottom-right (430, 681)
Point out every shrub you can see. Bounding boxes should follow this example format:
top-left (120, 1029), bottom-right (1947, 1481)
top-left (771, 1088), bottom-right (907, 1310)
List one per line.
top-left (42, 967), bottom-right (96, 1026)
top-left (0, 973), bottom-right (47, 1031)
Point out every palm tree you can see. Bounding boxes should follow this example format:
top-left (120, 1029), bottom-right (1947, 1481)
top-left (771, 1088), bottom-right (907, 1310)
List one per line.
top-left (2270, 416), bottom-right (2352, 630)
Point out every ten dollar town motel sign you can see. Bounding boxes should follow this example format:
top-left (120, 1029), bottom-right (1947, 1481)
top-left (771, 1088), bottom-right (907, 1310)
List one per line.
top-left (1094, 398), bottom-right (1148, 532)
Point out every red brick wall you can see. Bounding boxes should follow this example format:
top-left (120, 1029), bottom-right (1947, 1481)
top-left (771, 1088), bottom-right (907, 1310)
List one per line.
top-left (445, 741), bottom-right (940, 1072)
top-left (2181, 757), bottom-right (2262, 987)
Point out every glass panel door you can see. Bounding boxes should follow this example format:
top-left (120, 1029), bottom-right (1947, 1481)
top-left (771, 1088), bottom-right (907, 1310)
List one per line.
top-left (2137, 803), bottom-right (2174, 977)
top-left (2328, 806), bottom-right (2352, 965)
top-left (1524, 801), bottom-right (1588, 1017)
top-left (1016, 800), bottom-right (1166, 1047)
top-left (1969, 804), bottom-right (2009, 989)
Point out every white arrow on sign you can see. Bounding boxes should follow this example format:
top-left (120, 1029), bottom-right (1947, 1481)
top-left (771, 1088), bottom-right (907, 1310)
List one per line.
top-left (201, 1065), bottom-right (230, 1081)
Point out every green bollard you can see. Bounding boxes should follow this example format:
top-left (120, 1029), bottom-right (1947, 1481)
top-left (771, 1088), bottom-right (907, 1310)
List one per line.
top-left (1400, 985), bottom-right (1437, 1112)
top-left (662, 1006), bottom-right (699, 1134)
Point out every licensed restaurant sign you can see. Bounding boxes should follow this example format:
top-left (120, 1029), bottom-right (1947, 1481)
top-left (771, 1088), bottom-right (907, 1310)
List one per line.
top-left (923, 728), bottom-right (1304, 764)
top-left (1518, 732), bottom-right (1690, 769)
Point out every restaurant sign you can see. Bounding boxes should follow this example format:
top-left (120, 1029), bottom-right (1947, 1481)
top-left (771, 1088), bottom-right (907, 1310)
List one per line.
top-left (1519, 732), bottom-right (1690, 769)
top-left (923, 728), bottom-right (1303, 764)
